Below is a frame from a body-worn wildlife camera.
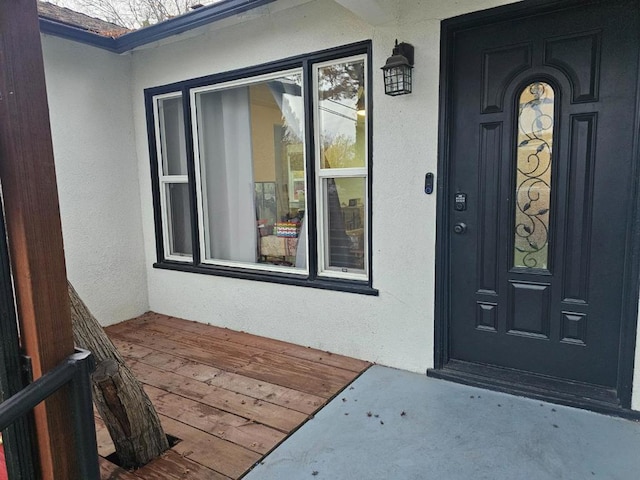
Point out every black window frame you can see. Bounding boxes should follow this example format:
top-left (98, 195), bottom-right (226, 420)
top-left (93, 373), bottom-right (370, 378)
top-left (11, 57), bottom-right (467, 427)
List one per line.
top-left (144, 40), bottom-right (377, 295)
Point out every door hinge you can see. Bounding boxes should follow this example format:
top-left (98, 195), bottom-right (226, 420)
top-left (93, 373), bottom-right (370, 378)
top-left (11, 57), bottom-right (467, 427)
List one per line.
top-left (20, 353), bottom-right (33, 386)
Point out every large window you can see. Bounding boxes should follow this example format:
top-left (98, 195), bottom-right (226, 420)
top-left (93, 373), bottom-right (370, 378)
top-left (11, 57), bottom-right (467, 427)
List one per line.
top-left (146, 43), bottom-right (373, 293)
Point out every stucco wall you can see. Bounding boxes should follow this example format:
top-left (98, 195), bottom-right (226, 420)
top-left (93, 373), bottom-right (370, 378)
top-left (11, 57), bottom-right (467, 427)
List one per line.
top-left (39, 0), bottom-right (640, 411)
top-left (129, 0), bottom-right (521, 374)
top-left (42, 35), bottom-right (149, 325)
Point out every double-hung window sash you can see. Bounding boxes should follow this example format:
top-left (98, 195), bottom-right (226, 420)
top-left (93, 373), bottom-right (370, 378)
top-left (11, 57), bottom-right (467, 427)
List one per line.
top-left (154, 93), bottom-right (192, 261)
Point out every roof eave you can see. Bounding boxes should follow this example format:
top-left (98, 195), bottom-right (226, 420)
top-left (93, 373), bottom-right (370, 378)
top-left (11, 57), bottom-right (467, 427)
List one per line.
top-left (39, 17), bottom-right (120, 52)
top-left (40, 0), bottom-right (277, 54)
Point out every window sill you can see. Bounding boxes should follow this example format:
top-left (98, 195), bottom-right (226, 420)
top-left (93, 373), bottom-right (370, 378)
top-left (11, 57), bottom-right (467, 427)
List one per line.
top-left (153, 261), bottom-right (379, 296)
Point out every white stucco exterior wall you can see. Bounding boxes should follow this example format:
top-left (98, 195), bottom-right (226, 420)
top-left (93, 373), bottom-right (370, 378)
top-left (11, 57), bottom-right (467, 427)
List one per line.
top-left (42, 35), bottom-right (149, 325)
top-left (37, 0), bottom-right (640, 411)
top-left (128, 0), bottom-right (522, 374)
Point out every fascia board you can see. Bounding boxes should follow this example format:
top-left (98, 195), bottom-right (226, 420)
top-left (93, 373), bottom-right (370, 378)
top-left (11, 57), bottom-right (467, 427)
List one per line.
top-left (39, 0), bottom-right (277, 54)
top-left (39, 17), bottom-right (119, 52)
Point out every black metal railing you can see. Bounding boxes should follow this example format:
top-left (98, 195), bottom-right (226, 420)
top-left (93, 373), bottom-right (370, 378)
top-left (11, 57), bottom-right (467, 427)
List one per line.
top-left (0, 349), bottom-right (99, 479)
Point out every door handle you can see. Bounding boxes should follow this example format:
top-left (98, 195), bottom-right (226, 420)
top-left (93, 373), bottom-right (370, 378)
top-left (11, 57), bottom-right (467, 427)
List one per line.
top-left (453, 222), bottom-right (467, 234)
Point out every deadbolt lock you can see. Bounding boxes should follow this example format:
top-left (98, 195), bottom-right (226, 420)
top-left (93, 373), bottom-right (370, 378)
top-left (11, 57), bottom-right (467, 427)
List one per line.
top-left (453, 222), bottom-right (467, 234)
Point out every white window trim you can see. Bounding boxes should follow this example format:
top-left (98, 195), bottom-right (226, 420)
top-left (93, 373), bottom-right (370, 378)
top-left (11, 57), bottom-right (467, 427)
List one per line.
top-left (189, 68), bottom-right (303, 97)
top-left (190, 68), bottom-right (309, 275)
top-left (154, 93), bottom-right (193, 263)
top-left (313, 54), bottom-right (369, 281)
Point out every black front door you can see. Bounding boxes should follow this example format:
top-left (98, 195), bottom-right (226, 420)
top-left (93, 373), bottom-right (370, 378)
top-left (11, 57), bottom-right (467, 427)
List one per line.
top-left (444, 0), bottom-right (639, 395)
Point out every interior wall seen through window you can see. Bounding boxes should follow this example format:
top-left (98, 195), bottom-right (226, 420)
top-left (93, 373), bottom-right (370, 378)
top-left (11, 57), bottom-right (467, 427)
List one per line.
top-left (193, 73), bottom-right (307, 270)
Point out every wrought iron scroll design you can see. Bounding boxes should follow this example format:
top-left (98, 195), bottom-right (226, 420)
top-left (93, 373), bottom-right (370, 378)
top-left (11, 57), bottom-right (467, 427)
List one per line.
top-left (514, 82), bottom-right (554, 269)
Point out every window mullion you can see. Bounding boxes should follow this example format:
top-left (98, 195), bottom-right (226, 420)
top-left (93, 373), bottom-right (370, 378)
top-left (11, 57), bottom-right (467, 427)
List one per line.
top-left (190, 88), bottom-right (207, 266)
top-left (182, 86), bottom-right (200, 266)
top-left (159, 175), bottom-right (188, 184)
top-left (303, 58), bottom-right (319, 280)
top-left (317, 168), bottom-right (367, 178)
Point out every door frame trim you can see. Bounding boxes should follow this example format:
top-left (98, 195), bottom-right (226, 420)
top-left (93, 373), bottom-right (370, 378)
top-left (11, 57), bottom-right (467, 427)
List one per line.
top-left (432, 0), bottom-right (640, 410)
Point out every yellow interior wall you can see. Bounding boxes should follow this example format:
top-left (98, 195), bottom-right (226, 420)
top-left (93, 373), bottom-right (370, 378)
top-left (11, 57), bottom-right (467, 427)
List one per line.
top-left (250, 84), bottom-right (282, 182)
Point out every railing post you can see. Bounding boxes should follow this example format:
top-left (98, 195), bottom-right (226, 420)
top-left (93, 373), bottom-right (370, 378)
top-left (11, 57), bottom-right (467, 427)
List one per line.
top-left (68, 350), bottom-right (100, 480)
top-left (0, 349), bottom-right (99, 480)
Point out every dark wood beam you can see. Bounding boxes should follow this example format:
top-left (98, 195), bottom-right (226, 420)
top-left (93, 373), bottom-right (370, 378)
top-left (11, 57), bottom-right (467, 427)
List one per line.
top-left (0, 0), bottom-right (78, 478)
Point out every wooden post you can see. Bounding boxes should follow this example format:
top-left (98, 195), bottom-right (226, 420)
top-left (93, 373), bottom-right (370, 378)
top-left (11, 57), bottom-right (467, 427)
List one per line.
top-left (0, 0), bottom-right (78, 478)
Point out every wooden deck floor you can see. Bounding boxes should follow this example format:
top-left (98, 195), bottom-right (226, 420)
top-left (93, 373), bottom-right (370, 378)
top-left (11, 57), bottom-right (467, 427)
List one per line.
top-left (97, 312), bottom-right (370, 479)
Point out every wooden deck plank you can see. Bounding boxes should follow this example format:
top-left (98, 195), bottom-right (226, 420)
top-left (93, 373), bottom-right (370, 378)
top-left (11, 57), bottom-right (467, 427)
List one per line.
top-left (113, 319), bottom-right (363, 382)
top-left (100, 313), bottom-right (370, 480)
top-left (99, 457), bottom-right (142, 479)
top-left (164, 362), bottom-right (325, 415)
top-left (126, 359), bottom-right (307, 432)
top-left (109, 324), bottom-right (356, 397)
top-left (144, 385), bottom-right (286, 454)
top-left (118, 346), bottom-right (325, 415)
top-left (108, 328), bottom-right (251, 373)
top-left (109, 321), bottom-right (266, 365)
top-left (237, 350), bottom-right (357, 398)
top-left (112, 339), bottom-right (157, 360)
top-left (133, 450), bottom-right (230, 480)
top-left (129, 313), bottom-right (370, 373)
top-left (159, 416), bottom-right (261, 479)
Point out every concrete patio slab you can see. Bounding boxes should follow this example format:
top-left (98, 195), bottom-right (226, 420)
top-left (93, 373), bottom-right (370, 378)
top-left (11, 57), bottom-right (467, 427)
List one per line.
top-left (244, 366), bottom-right (640, 480)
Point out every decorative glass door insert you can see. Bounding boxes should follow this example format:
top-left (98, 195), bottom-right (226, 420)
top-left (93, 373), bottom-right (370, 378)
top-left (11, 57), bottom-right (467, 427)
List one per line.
top-left (514, 82), bottom-right (554, 269)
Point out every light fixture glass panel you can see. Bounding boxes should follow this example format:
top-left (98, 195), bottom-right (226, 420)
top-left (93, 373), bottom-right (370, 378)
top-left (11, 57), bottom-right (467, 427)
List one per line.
top-left (383, 65), bottom-right (412, 96)
top-left (318, 59), bottom-right (366, 169)
top-left (514, 82), bottom-right (554, 269)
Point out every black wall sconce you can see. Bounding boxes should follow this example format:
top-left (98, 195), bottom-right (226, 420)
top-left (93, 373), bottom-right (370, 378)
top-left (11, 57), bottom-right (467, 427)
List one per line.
top-left (382, 40), bottom-right (414, 96)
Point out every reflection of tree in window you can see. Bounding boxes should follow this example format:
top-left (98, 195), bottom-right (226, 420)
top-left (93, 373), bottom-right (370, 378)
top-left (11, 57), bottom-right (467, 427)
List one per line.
top-left (322, 134), bottom-right (356, 168)
top-left (318, 62), bottom-right (364, 102)
top-left (317, 59), bottom-right (366, 271)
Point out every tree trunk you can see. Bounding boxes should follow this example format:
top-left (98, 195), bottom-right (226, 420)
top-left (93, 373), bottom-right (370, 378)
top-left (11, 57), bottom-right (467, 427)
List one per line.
top-left (68, 281), bottom-right (169, 469)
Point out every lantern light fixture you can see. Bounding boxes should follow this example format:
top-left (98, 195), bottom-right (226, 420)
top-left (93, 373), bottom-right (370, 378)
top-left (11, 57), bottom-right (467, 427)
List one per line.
top-left (381, 40), bottom-right (414, 96)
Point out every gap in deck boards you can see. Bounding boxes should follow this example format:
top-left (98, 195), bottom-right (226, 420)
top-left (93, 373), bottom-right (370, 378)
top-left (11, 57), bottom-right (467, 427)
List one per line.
top-left (98, 312), bottom-right (371, 479)
top-left (104, 434), bottom-right (181, 469)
